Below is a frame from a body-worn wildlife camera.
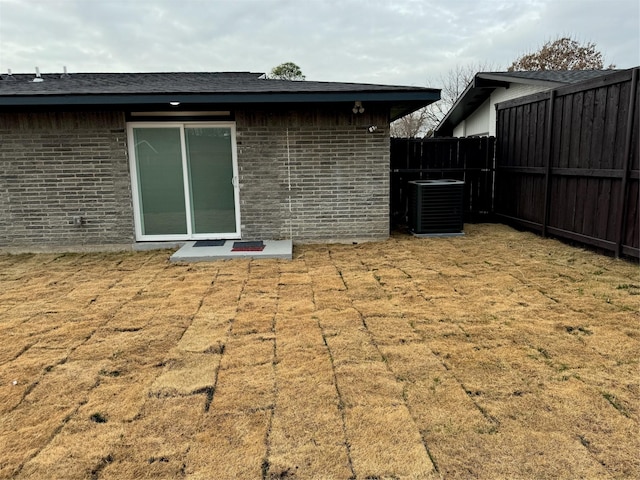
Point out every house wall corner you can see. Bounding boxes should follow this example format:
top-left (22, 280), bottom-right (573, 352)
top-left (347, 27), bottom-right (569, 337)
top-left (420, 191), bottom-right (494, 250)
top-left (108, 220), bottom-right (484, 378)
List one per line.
top-left (0, 111), bottom-right (135, 249)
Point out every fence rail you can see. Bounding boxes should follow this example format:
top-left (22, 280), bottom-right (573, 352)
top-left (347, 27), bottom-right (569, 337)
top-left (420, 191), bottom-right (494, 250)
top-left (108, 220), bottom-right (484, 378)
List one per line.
top-left (390, 137), bottom-right (495, 227)
top-left (495, 67), bottom-right (639, 259)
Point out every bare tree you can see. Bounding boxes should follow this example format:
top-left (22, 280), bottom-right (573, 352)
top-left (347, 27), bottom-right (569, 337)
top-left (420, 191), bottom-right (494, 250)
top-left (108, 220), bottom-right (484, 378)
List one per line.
top-left (392, 37), bottom-right (614, 138)
top-left (391, 61), bottom-right (498, 138)
top-left (508, 36), bottom-right (615, 71)
top-left (390, 108), bottom-right (431, 138)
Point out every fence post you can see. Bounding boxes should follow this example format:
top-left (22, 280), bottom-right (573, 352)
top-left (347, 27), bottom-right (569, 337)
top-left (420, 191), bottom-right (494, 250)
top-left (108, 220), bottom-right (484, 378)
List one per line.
top-left (542, 90), bottom-right (556, 237)
top-left (615, 67), bottom-right (639, 258)
top-left (484, 137), bottom-right (496, 217)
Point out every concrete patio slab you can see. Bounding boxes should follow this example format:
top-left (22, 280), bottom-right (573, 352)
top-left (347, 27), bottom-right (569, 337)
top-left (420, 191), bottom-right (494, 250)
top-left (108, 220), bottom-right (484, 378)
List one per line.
top-left (169, 240), bottom-right (293, 262)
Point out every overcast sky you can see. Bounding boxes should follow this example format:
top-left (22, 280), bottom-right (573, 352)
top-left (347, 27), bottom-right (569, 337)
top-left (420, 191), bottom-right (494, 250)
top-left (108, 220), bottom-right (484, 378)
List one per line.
top-left (0, 0), bottom-right (638, 87)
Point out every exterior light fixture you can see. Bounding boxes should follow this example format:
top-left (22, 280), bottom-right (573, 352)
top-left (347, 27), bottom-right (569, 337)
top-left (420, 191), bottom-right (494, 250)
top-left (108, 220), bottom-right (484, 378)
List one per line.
top-left (352, 101), bottom-right (364, 114)
top-left (169, 101), bottom-right (181, 106)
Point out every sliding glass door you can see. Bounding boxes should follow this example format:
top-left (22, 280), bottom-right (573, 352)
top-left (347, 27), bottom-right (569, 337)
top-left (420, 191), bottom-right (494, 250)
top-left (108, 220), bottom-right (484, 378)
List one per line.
top-left (132, 127), bottom-right (187, 236)
top-left (185, 127), bottom-right (237, 235)
top-left (128, 122), bottom-right (240, 241)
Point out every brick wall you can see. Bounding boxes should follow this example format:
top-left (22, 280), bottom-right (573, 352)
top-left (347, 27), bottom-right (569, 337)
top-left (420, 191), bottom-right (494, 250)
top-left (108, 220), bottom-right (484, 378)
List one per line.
top-left (0, 111), bottom-right (134, 249)
top-left (0, 106), bottom-right (391, 249)
top-left (236, 107), bottom-right (390, 242)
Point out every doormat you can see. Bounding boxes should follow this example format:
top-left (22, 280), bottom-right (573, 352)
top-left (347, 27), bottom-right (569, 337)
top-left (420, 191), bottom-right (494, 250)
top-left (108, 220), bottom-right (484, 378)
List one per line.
top-left (232, 241), bottom-right (265, 252)
top-left (194, 240), bottom-right (226, 247)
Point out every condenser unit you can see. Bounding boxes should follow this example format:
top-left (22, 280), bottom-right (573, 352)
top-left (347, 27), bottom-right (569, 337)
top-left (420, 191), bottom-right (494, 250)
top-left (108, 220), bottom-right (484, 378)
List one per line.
top-left (408, 179), bottom-right (464, 235)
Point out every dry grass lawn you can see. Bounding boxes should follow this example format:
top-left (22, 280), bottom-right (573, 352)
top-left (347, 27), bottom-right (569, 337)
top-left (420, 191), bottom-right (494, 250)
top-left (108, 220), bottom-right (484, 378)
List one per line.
top-left (0, 224), bottom-right (638, 479)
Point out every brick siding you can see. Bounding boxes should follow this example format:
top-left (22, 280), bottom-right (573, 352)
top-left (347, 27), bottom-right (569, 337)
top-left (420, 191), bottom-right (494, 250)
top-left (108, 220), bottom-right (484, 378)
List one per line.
top-left (0, 112), bottom-right (134, 248)
top-left (236, 107), bottom-right (390, 242)
top-left (0, 106), bottom-right (390, 249)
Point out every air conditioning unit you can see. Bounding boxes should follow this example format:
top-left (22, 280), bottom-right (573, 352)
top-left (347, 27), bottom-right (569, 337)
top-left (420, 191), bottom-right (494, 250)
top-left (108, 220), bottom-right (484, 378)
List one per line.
top-left (408, 179), bottom-right (464, 235)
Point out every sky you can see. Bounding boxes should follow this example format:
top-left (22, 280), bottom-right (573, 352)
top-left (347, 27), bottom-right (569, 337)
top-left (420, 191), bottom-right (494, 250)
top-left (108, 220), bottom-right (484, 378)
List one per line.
top-left (0, 0), bottom-right (638, 87)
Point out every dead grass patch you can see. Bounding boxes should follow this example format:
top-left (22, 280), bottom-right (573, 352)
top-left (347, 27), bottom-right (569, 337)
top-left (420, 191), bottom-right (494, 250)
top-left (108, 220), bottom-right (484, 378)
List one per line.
top-left (269, 377), bottom-right (350, 479)
top-left (186, 411), bottom-right (270, 479)
top-left (212, 362), bottom-right (274, 414)
top-left (150, 352), bottom-right (220, 397)
top-left (1, 225), bottom-right (638, 478)
top-left (345, 405), bottom-right (437, 478)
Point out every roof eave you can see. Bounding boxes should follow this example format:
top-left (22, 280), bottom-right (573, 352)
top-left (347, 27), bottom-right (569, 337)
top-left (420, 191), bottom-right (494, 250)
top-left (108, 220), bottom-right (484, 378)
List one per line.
top-left (476, 72), bottom-right (565, 88)
top-left (434, 73), bottom-right (566, 136)
top-left (0, 90), bottom-right (441, 109)
top-left (390, 98), bottom-right (441, 122)
top-left (433, 80), bottom-right (479, 136)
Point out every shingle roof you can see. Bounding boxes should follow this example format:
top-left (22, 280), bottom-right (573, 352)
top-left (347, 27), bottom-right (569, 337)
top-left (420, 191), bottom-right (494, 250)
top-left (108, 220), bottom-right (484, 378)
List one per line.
top-left (434, 69), bottom-right (618, 136)
top-left (0, 71), bottom-right (440, 120)
top-left (0, 71), bottom-right (434, 95)
top-left (479, 69), bottom-right (615, 85)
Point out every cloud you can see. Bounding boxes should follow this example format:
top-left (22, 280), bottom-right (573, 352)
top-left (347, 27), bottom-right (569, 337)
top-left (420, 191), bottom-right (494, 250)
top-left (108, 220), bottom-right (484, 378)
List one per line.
top-left (0, 0), bottom-right (637, 85)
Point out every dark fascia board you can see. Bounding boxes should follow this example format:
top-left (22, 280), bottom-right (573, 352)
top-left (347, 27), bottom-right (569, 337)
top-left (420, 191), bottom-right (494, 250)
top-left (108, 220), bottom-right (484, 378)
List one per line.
top-left (472, 77), bottom-right (511, 89)
top-left (0, 90), bottom-right (440, 109)
top-left (390, 99), bottom-right (443, 121)
top-left (433, 78), bottom-right (482, 136)
top-left (475, 72), bottom-right (565, 88)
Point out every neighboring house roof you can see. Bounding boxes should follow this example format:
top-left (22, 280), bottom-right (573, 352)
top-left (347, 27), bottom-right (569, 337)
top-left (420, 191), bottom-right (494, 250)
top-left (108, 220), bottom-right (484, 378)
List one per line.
top-left (435, 70), bottom-right (615, 136)
top-left (0, 71), bottom-right (440, 121)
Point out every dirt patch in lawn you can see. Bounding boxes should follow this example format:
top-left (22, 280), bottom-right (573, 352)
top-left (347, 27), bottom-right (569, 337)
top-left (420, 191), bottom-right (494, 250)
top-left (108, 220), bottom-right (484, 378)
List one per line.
top-left (0, 224), bottom-right (638, 479)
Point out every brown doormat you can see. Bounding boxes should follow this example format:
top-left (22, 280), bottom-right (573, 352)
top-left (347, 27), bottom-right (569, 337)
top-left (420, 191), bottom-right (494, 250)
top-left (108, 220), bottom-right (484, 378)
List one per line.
top-left (231, 241), bottom-right (265, 252)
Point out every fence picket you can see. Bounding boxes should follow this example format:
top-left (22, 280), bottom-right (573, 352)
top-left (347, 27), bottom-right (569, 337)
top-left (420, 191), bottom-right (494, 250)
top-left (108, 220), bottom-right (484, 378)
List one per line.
top-left (390, 69), bottom-right (638, 259)
top-left (390, 137), bottom-right (495, 227)
top-left (495, 67), bottom-right (639, 259)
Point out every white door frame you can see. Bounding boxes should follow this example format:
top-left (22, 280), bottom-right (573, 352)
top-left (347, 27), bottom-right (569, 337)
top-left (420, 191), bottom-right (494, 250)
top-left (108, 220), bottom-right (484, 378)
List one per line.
top-left (127, 121), bottom-right (241, 241)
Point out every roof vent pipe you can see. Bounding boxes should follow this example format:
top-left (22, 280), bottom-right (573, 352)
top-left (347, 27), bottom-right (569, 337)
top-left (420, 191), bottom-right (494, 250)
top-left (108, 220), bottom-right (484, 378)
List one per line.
top-left (33, 67), bottom-right (44, 82)
top-left (4, 68), bottom-right (15, 81)
top-left (60, 66), bottom-right (69, 78)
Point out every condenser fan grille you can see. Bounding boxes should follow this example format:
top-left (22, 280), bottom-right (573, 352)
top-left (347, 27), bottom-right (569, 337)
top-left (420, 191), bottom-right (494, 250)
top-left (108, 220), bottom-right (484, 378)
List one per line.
top-left (408, 179), bottom-right (464, 235)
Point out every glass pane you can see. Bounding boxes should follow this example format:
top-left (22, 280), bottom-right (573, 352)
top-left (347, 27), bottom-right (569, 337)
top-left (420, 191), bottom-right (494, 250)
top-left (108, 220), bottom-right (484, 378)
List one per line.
top-left (185, 127), bottom-right (237, 234)
top-left (134, 128), bottom-right (187, 235)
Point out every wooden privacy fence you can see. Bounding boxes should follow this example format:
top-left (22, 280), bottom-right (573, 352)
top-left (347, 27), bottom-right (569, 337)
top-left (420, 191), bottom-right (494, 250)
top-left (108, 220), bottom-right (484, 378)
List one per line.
top-left (495, 67), bottom-right (639, 259)
top-left (390, 136), bottom-right (495, 227)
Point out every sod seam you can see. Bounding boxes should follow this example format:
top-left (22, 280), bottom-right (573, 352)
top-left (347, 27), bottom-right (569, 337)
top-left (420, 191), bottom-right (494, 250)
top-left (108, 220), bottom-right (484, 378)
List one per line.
top-left (7, 261), bottom-right (171, 474)
top-left (360, 242), bottom-right (501, 460)
top-left (309, 250), bottom-right (356, 476)
top-left (317, 322), bottom-right (356, 478)
top-left (259, 259), bottom-right (280, 480)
